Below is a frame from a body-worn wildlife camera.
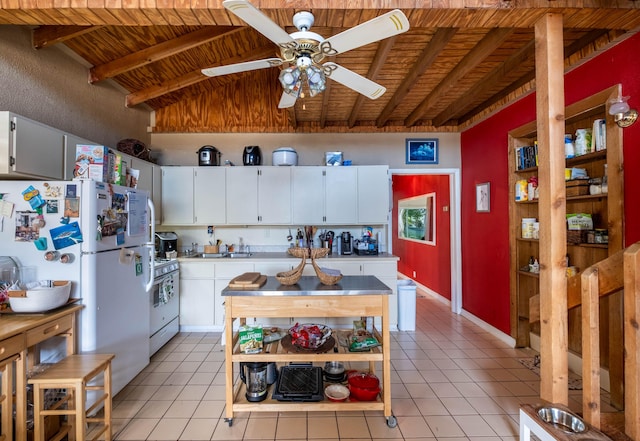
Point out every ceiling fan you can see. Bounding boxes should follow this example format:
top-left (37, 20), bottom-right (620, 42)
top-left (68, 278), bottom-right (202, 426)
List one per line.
top-left (201, 0), bottom-right (410, 109)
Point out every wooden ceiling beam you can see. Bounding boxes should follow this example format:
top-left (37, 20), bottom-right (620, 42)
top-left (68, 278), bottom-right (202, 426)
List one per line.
top-left (125, 45), bottom-right (275, 107)
top-left (32, 25), bottom-right (103, 49)
top-left (405, 27), bottom-right (513, 127)
top-left (89, 26), bottom-right (239, 84)
top-left (457, 28), bottom-right (611, 125)
top-left (433, 39), bottom-right (535, 127)
top-left (347, 36), bottom-right (396, 128)
top-left (376, 28), bottom-right (457, 128)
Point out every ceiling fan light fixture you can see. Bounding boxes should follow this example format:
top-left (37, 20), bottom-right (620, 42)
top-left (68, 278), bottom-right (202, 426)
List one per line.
top-left (279, 67), bottom-right (301, 92)
top-left (307, 65), bottom-right (326, 96)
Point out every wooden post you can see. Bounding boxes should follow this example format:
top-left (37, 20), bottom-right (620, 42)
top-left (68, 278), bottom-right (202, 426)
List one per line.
top-left (534, 13), bottom-right (568, 405)
top-left (624, 243), bottom-right (640, 440)
top-left (581, 267), bottom-right (601, 427)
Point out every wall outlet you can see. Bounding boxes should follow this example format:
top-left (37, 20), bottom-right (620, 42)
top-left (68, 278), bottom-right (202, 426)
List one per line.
top-left (207, 226), bottom-right (214, 234)
top-left (413, 270), bottom-right (417, 278)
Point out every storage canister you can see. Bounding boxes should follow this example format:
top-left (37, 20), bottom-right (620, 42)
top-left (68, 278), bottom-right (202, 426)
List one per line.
top-left (521, 218), bottom-right (536, 239)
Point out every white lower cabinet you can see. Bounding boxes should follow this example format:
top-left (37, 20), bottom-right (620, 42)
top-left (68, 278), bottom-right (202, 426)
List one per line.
top-left (179, 258), bottom-right (398, 330)
top-left (179, 262), bottom-right (215, 330)
top-left (213, 262), bottom-right (254, 326)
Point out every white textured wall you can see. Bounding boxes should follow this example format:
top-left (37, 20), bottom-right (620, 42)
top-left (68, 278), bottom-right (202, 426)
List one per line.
top-left (0, 26), bottom-right (150, 148)
top-left (151, 132), bottom-right (461, 168)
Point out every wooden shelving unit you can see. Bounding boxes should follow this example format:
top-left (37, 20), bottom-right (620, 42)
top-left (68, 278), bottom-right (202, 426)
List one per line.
top-left (508, 85), bottom-right (624, 353)
top-left (221, 276), bottom-right (396, 428)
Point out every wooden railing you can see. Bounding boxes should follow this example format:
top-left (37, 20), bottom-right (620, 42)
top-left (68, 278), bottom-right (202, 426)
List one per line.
top-left (527, 242), bottom-right (640, 440)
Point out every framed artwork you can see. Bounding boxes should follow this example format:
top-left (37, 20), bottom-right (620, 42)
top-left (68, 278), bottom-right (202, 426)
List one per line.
top-left (476, 182), bottom-right (490, 212)
top-left (406, 138), bottom-right (439, 164)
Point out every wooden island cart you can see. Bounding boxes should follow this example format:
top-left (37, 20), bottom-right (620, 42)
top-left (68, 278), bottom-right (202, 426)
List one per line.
top-left (222, 275), bottom-right (396, 427)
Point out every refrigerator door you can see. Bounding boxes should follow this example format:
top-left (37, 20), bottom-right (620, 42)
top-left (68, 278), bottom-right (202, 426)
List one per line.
top-left (79, 180), bottom-right (151, 253)
top-left (80, 246), bottom-right (150, 395)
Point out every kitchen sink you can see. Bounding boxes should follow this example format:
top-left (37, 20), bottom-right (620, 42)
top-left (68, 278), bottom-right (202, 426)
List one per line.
top-left (192, 252), bottom-right (252, 258)
top-left (197, 253), bottom-right (226, 258)
top-left (226, 252), bottom-right (253, 258)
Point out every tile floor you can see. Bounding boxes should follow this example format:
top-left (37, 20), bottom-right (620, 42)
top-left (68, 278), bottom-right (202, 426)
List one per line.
top-left (108, 290), bottom-right (589, 441)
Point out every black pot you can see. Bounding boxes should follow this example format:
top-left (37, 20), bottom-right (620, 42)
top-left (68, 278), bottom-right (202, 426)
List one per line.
top-left (197, 145), bottom-right (221, 166)
top-left (243, 146), bottom-right (262, 166)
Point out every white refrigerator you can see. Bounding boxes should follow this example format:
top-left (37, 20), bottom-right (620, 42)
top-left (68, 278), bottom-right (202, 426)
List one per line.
top-left (0, 179), bottom-right (154, 395)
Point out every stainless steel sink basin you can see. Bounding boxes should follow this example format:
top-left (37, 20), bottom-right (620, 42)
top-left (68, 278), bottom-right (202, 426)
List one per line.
top-left (226, 252), bottom-right (252, 258)
top-left (198, 253), bottom-right (226, 258)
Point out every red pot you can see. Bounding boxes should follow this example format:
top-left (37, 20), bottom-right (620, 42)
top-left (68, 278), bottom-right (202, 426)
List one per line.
top-left (347, 372), bottom-right (379, 389)
top-left (348, 384), bottom-right (381, 401)
top-left (347, 372), bottom-right (380, 401)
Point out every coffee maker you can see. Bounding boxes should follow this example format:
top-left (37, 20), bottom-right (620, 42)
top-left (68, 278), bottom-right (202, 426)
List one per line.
top-left (155, 232), bottom-right (178, 258)
top-left (339, 232), bottom-right (353, 255)
top-left (240, 362), bottom-right (268, 402)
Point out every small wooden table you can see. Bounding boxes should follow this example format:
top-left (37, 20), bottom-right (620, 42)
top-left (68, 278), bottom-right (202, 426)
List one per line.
top-left (0, 304), bottom-right (82, 441)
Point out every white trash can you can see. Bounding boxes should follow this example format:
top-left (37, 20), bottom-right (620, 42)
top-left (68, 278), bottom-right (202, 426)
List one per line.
top-left (397, 280), bottom-right (417, 331)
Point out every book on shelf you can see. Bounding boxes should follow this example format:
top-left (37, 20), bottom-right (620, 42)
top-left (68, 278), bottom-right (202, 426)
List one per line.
top-left (515, 142), bottom-right (539, 171)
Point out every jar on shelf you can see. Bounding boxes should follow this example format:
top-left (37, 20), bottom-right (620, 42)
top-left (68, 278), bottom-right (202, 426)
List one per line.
top-left (574, 129), bottom-right (592, 156)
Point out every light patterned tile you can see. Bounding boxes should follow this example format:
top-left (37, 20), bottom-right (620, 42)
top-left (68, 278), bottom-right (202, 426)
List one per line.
top-left (179, 418), bottom-right (218, 440)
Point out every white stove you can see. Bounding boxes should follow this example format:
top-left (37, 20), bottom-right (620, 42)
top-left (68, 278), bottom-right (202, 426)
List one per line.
top-left (150, 258), bottom-right (180, 355)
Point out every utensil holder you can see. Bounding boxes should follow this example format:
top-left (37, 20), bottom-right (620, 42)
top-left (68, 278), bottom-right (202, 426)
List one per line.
top-left (204, 245), bottom-right (219, 254)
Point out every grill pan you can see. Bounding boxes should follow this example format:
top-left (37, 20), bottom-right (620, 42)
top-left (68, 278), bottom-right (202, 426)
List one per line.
top-left (272, 365), bottom-right (323, 401)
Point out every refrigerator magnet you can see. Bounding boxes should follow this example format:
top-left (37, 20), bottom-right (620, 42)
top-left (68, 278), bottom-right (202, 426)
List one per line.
top-left (50, 222), bottom-right (83, 250)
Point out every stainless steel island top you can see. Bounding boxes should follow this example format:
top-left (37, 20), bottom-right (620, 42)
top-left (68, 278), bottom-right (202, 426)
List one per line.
top-left (222, 275), bottom-right (392, 296)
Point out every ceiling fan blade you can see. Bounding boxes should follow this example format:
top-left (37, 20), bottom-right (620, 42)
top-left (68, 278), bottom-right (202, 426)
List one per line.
top-left (278, 91), bottom-right (298, 109)
top-left (202, 58), bottom-right (283, 77)
top-left (323, 62), bottom-right (386, 99)
top-left (321, 9), bottom-right (409, 55)
top-left (223, 0), bottom-right (295, 46)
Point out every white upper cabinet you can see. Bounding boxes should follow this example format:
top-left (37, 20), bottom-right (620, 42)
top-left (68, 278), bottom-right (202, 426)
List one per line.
top-left (325, 167), bottom-right (358, 224)
top-left (0, 112), bottom-right (65, 179)
top-left (292, 167), bottom-right (325, 224)
top-left (162, 165), bottom-right (389, 226)
top-left (292, 167), bottom-right (358, 224)
top-left (357, 165), bottom-right (390, 224)
top-left (226, 167), bottom-right (291, 224)
top-left (258, 167), bottom-right (292, 224)
top-left (226, 168), bottom-right (258, 224)
top-left (162, 166), bottom-right (194, 225)
top-left (162, 166), bottom-right (226, 225)
top-left (194, 167), bottom-right (226, 225)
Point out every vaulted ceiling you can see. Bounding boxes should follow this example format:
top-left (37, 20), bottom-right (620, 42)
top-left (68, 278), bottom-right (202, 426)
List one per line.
top-left (2, 1), bottom-right (639, 133)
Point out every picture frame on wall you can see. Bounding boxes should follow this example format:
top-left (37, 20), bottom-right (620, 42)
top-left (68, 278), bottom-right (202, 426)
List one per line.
top-left (476, 182), bottom-right (490, 212)
top-left (405, 138), bottom-right (439, 164)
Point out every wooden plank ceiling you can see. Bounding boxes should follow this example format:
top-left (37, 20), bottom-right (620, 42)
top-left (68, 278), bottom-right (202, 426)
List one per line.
top-left (1, 1), bottom-right (639, 133)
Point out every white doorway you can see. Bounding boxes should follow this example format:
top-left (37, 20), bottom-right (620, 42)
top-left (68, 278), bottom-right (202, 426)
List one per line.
top-left (390, 168), bottom-right (462, 314)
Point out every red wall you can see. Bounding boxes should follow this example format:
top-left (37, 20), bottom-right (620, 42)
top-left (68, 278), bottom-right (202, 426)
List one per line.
top-left (392, 174), bottom-right (451, 299)
top-left (461, 33), bottom-right (640, 335)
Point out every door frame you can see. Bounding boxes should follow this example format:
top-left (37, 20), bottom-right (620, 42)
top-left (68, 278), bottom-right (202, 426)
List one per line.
top-left (389, 168), bottom-right (462, 314)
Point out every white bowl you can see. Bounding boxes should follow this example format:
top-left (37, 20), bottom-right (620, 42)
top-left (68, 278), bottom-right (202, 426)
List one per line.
top-left (9, 281), bottom-right (72, 312)
top-left (325, 384), bottom-right (350, 402)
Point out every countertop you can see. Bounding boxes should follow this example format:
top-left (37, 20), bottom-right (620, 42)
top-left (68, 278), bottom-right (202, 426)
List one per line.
top-left (222, 275), bottom-right (392, 296)
top-left (178, 251), bottom-right (398, 262)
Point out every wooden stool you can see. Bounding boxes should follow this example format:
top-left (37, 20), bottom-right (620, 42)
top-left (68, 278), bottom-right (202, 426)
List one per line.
top-left (28, 354), bottom-right (115, 441)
